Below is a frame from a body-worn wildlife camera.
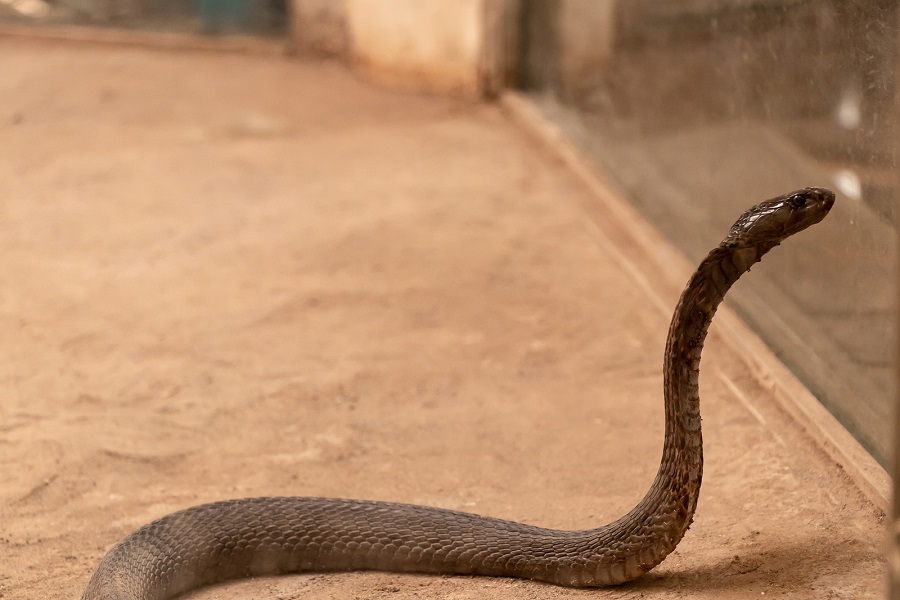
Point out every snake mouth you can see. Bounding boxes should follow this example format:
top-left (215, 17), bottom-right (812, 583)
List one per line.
top-left (793, 187), bottom-right (835, 230)
top-left (799, 187), bottom-right (836, 211)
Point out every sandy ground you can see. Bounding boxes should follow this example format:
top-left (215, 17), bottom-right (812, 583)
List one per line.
top-left (0, 40), bottom-right (887, 599)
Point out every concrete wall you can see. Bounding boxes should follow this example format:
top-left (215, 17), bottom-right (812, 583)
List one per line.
top-left (345, 0), bottom-right (483, 96)
top-left (289, 0), bottom-right (348, 56)
top-left (290, 0), bottom-right (519, 98)
top-left (557, 0), bottom-right (616, 100)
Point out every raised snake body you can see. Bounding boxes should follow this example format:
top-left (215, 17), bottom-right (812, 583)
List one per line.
top-left (81, 188), bottom-right (835, 599)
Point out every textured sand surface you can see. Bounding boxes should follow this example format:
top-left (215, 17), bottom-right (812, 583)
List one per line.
top-left (0, 40), bottom-right (886, 599)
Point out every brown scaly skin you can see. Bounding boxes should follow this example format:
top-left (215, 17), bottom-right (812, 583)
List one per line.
top-left (82, 188), bottom-right (835, 600)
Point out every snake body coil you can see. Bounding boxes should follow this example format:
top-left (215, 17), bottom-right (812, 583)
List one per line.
top-left (82, 188), bottom-right (835, 599)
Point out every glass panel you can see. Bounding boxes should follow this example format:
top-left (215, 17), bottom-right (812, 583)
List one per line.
top-left (522, 0), bottom-right (897, 466)
top-left (0, 0), bottom-right (288, 36)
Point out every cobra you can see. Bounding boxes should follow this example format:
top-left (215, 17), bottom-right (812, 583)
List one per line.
top-left (81, 187), bottom-right (835, 599)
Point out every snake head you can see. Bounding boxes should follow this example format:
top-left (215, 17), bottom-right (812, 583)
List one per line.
top-left (726, 187), bottom-right (835, 247)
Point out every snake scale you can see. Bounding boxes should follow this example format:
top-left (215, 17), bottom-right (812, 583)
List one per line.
top-left (81, 187), bottom-right (835, 599)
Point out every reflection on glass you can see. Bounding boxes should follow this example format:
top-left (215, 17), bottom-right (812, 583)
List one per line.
top-left (522, 0), bottom-right (897, 466)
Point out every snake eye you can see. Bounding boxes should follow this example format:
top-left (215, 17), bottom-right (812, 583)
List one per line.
top-left (788, 194), bottom-right (807, 209)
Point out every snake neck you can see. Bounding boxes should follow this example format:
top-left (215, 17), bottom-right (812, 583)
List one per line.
top-left (622, 238), bottom-right (780, 566)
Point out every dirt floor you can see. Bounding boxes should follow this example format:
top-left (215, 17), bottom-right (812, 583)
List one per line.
top-left (0, 40), bottom-right (888, 599)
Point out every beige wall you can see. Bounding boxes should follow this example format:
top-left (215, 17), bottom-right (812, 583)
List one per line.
top-left (345, 0), bottom-right (484, 96)
top-left (290, 0), bottom-right (349, 57)
top-left (557, 0), bottom-right (616, 100)
top-left (291, 0), bottom-right (518, 98)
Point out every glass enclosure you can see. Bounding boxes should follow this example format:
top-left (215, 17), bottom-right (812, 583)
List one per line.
top-left (521, 0), bottom-right (897, 466)
top-left (0, 0), bottom-right (287, 35)
top-left (2, 0), bottom-right (893, 467)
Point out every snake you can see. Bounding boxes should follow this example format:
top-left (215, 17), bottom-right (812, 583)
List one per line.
top-left (81, 187), bottom-right (835, 599)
